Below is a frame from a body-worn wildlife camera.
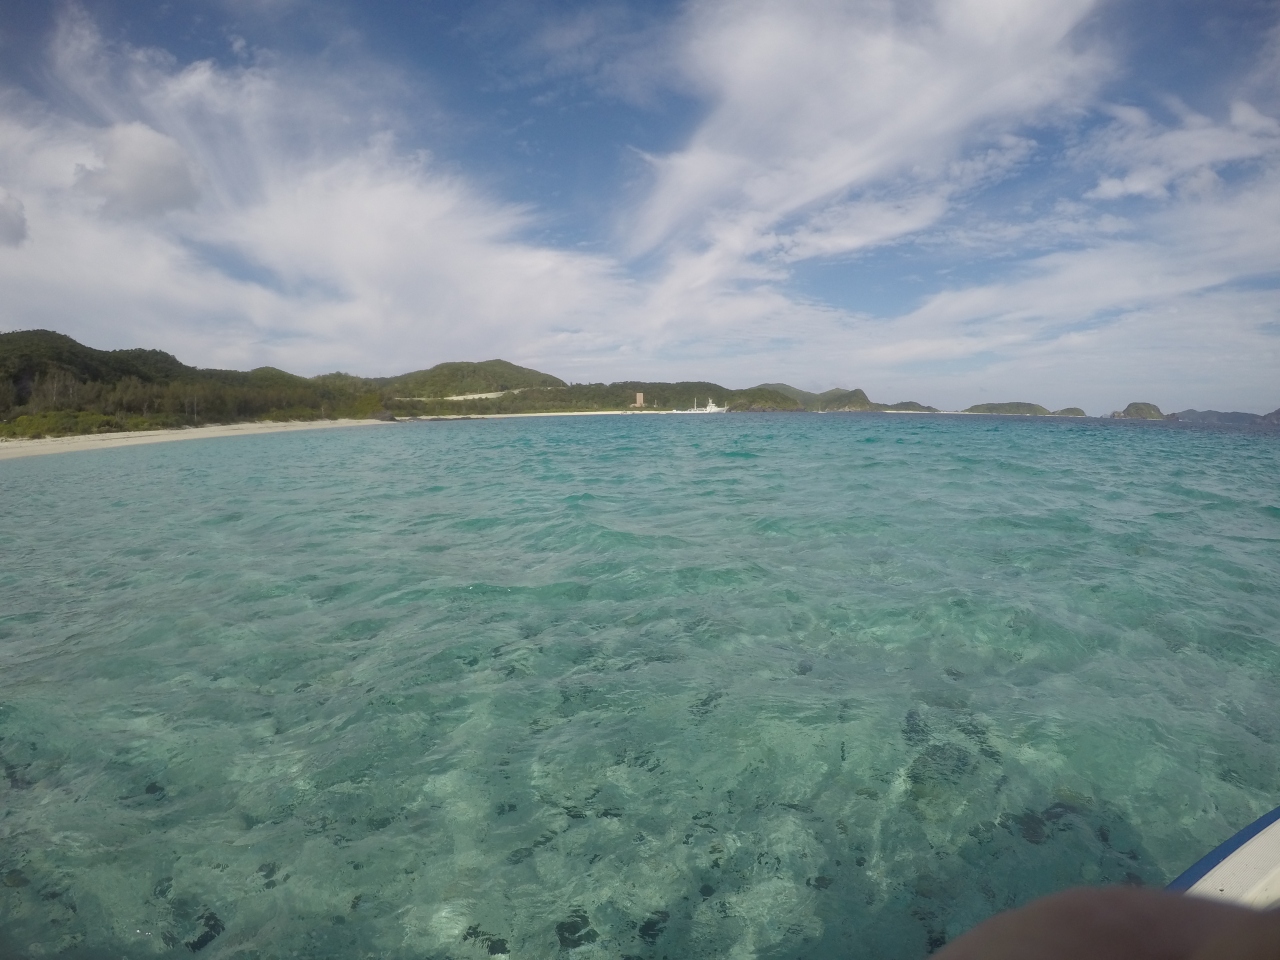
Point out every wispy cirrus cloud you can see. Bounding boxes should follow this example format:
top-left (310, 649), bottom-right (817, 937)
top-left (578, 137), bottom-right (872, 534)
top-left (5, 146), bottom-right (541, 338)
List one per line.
top-left (1082, 100), bottom-right (1280, 200)
top-left (599, 0), bottom-right (1119, 390)
top-left (0, 7), bottom-right (631, 374)
top-left (0, 0), bottom-right (1277, 413)
top-left (629, 0), bottom-right (1105, 261)
top-left (595, 0), bottom-right (1280, 410)
top-left (860, 148), bottom-right (1280, 410)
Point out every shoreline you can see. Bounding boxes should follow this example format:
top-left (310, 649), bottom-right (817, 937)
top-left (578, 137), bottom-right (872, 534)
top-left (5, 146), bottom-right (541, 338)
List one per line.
top-left (419, 409), bottom-right (686, 420)
top-left (0, 409), bottom-right (751, 461)
top-left (2, 407), bottom-right (1221, 461)
top-left (0, 411), bottom-right (684, 461)
top-left (0, 418), bottom-right (390, 461)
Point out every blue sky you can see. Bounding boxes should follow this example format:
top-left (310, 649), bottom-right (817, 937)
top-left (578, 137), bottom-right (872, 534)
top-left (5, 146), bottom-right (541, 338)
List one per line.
top-left (0, 0), bottom-right (1278, 413)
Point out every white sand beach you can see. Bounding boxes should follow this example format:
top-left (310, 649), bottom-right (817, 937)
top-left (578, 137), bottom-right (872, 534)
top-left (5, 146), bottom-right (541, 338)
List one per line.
top-left (424, 410), bottom-right (683, 420)
top-left (0, 418), bottom-right (392, 461)
top-left (0, 408), bottom-right (743, 461)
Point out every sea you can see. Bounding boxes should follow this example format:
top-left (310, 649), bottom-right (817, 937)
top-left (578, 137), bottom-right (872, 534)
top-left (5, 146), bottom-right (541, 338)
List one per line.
top-left (1, 412), bottom-right (1278, 959)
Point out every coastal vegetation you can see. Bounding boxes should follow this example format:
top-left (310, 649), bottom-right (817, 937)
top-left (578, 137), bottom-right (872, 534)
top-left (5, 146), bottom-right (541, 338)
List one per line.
top-left (961, 402), bottom-right (1088, 417)
top-left (964, 402), bottom-right (1051, 416)
top-left (1111, 402), bottom-right (1169, 420)
top-left (1106, 403), bottom-right (1280, 424)
top-left (377, 360), bottom-right (566, 398)
top-left (0, 330), bottom-right (383, 437)
top-left (3, 330), bottom-right (1276, 438)
top-left (1174, 408), bottom-right (1280, 425)
top-left (750, 384), bottom-right (937, 412)
top-left (754, 383), bottom-right (849, 407)
top-left (0, 330), bottom-right (807, 436)
top-left (386, 382), bottom-right (803, 417)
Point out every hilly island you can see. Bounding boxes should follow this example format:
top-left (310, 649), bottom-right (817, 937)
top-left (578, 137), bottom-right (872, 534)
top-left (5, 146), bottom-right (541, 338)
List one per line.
top-left (1, 330), bottom-right (1277, 439)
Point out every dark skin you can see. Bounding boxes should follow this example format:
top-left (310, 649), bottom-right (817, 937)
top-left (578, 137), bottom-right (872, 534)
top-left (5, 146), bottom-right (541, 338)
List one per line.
top-left (934, 887), bottom-right (1280, 960)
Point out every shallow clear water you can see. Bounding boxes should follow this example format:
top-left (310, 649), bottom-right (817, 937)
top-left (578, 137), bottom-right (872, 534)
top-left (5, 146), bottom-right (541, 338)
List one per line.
top-left (1, 413), bottom-right (1278, 959)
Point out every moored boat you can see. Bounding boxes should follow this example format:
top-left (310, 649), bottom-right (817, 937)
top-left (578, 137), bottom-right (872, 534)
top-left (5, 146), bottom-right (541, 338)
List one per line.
top-left (688, 398), bottom-right (726, 413)
top-left (1168, 805), bottom-right (1280, 908)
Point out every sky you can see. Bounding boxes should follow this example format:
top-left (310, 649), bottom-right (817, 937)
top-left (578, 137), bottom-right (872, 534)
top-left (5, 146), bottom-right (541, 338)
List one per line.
top-left (0, 0), bottom-right (1278, 413)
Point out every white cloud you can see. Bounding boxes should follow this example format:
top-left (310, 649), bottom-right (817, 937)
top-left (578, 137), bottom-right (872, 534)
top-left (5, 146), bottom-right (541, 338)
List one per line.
top-left (75, 122), bottom-right (201, 217)
top-left (1083, 100), bottom-right (1280, 200)
top-left (599, 0), bottom-right (1132, 395)
top-left (0, 11), bottom-right (630, 374)
top-left (1244, 22), bottom-right (1280, 116)
top-left (466, 2), bottom-right (683, 107)
top-left (0, 2), bottom-right (1276, 414)
top-left (582, 0), bottom-right (1278, 411)
top-left (776, 192), bottom-right (950, 262)
top-left (0, 189), bottom-right (26, 245)
top-left (855, 157), bottom-right (1280, 411)
top-left (629, 0), bottom-right (1104, 262)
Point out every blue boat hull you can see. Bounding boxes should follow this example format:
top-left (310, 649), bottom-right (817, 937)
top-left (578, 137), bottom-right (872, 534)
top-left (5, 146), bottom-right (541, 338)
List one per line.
top-left (1168, 805), bottom-right (1280, 907)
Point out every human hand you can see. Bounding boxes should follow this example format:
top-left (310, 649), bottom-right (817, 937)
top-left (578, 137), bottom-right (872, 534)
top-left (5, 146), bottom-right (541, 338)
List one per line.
top-left (933, 886), bottom-right (1280, 960)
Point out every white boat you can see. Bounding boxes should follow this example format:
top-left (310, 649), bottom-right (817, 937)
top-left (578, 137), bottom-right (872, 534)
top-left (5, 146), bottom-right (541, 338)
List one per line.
top-left (1169, 804), bottom-right (1280, 907)
top-left (689, 398), bottom-right (726, 413)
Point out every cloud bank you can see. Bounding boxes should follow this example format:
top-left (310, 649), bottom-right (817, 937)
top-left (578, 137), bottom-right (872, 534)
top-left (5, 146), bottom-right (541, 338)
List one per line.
top-left (0, 189), bottom-right (25, 245)
top-left (0, 0), bottom-right (1276, 412)
top-left (0, 9), bottom-right (630, 374)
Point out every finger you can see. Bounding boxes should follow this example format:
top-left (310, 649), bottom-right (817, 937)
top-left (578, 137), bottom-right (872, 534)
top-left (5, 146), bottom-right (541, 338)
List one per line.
top-left (935, 887), bottom-right (1265, 960)
top-left (1188, 908), bottom-right (1280, 960)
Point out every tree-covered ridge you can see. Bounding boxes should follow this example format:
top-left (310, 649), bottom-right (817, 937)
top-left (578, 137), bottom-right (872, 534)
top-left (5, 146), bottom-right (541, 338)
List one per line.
top-left (1111, 402), bottom-right (1169, 420)
top-left (0, 330), bottom-right (805, 437)
top-left (1175, 409), bottom-right (1273, 425)
top-left (386, 382), bottom-right (802, 416)
top-left (747, 384), bottom-right (938, 412)
top-left (311, 360), bottom-right (566, 398)
top-left (0, 330), bottom-right (382, 436)
top-left (6, 330), bottom-right (1275, 439)
top-left (383, 360), bottom-right (566, 397)
top-left (964, 402), bottom-right (1051, 416)
top-left (751, 383), bottom-right (854, 407)
top-left (1113, 405), bottom-right (1280, 423)
top-left (961, 403), bottom-right (1089, 416)
top-left (1, 329), bottom-right (195, 396)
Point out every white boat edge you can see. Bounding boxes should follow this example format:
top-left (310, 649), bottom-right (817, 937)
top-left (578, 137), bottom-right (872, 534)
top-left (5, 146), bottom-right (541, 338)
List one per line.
top-left (674, 398), bottom-right (728, 413)
top-left (1168, 805), bottom-right (1280, 908)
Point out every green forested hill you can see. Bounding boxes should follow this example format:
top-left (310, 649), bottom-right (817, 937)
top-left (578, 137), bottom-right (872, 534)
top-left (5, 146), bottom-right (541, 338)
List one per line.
top-left (383, 360), bottom-right (566, 397)
top-left (1112, 402), bottom-right (1168, 420)
top-left (811, 388), bottom-right (938, 413)
top-left (753, 383), bottom-right (823, 405)
top-left (10, 329), bottom-right (1217, 441)
top-left (747, 384), bottom-right (937, 412)
top-left (0, 330), bottom-right (807, 437)
top-left (385, 381), bottom-right (802, 415)
top-left (820, 388), bottom-right (876, 411)
top-left (0, 329), bottom-right (195, 393)
top-left (964, 402), bottom-right (1052, 416)
top-left (0, 329), bottom-right (379, 436)
top-left (311, 359), bottom-right (567, 398)
top-left (0, 329), bottom-right (317, 393)
top-left (960, 402), bottom-right (1085, 417)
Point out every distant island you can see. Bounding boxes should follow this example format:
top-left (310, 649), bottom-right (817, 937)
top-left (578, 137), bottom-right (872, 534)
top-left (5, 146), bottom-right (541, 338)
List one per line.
top-left (754, 384), bottom-right (938, 413)
top-left (1, 330), bottom-right (1276, 439)
top-left (1102, 401), bottom-right (1280, 425)
top-left (962, 402), bottom-right (1085, 417)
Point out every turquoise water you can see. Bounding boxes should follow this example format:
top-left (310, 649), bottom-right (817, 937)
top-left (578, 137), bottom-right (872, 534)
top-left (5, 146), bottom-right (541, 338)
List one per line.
top-left (1, 413), bottom-right (1278, 959)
